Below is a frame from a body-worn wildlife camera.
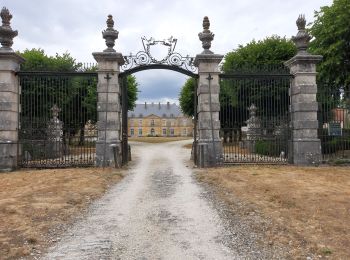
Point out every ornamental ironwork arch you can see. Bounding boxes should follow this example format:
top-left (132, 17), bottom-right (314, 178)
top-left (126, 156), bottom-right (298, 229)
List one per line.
top-left (119, 36), bottom-right (198, 78)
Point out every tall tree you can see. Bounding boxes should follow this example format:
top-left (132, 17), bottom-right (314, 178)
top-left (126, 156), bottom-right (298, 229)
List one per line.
top-left (179, 78), bottom-right (195, 117)
top-left (308, 0), bottom-right (350, 107)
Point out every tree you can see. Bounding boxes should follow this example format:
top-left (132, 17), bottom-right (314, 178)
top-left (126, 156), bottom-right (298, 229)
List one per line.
top-left (179, 78), bottom-right (196, 117)
top-left (308, 0), bottom-right (350, 107)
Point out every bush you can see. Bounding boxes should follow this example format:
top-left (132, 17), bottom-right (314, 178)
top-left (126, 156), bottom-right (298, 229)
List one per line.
top-left (255, 139), bottom-right (287, 157)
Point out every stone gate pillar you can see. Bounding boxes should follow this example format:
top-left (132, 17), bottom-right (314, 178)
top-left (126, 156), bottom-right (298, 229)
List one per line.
top-left (0, 7), bottom-right (25, 171)
top-left (285, 15), bottom-right (322, 165)
top-left (93, 15), bottom-right (124, 167)
top-left (194, 17), bottom-right (223, 167)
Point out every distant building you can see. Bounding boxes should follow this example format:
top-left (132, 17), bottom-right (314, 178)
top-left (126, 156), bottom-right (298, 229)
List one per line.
top-left (128, 102), bottom-right (193, 137)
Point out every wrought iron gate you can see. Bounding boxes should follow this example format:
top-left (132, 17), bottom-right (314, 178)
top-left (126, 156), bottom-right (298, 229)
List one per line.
top-left (318, 84), bottom-right (350, 163)
top-left (219, 65), bottom-right (292, 164)
top-left (17, 71), bottom-right (98, 168)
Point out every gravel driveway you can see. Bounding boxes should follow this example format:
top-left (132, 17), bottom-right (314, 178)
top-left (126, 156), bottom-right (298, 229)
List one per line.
top-left (42, 140), bottom-right (284, 259)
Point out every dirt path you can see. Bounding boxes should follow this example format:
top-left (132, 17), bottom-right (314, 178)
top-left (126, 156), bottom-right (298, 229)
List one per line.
top-left (42, 140), bottom-right (283, 259)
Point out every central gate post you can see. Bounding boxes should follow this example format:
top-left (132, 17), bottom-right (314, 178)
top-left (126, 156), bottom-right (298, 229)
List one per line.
top-left (285, 15), bottom-right (322, 165)
top-left (93, 15), bottom-right (124, 167)
top-left (194, 17), bottom-right (223, 167)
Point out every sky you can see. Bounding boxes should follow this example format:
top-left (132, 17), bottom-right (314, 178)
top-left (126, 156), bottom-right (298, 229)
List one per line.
top-left (3, 0), bottom-right (332, 104)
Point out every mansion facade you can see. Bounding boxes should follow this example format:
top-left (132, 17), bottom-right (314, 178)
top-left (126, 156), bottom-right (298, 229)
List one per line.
top-left (128, 102), bottom-right (193, 137)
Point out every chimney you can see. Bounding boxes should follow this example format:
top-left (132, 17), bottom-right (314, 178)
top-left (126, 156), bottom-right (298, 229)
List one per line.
top-left (144, 102), bottom-right (147, 109)
top-left (158, 102), bottom-right (161, 109)
top-left (167, 102), bottom-right (170, 109)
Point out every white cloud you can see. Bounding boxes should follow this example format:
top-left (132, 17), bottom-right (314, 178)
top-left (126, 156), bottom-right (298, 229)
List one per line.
top-left (3, 0), bottom-right (332, 102)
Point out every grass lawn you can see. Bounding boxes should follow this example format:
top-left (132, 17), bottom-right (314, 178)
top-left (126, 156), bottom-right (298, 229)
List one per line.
top-left (0, 168), bottom-right (123, 259)
top-left (196, 165), bottom-right (350, 259)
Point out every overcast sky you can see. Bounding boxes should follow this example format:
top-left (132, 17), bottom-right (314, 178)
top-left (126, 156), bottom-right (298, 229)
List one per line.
top-left (4, 0), bottom-right (332, 104)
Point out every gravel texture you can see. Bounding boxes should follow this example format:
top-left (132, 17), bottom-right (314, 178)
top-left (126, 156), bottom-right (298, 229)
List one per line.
top-left (41, 140), bottom-right (286, 259)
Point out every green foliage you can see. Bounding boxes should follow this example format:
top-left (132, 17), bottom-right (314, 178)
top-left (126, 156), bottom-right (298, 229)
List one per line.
top-left (255, 139), bottom-right (286, 157)
top-left (20, 48), bottom-right (80, 71)
top-left (309, 0), bottom-right (350, 97)
top-left (179, 78), bottom-right (195, 117)
top-left (127, 75), bottom-right (138, 111)
top-left (222, 35), bottom-right (296, 72)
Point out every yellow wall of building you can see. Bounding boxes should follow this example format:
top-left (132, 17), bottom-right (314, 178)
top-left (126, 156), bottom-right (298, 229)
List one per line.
top-left (128, 114), bottom-right (193, 137)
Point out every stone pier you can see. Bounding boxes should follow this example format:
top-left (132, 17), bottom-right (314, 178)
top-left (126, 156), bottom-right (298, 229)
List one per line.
top-left (0, 7), bottom-right (24, 171)
top-left (194, 17), bottom-right (223, 167)
top-left (285, 15), bottom-right (322, 165)
top-left (93, 15), bottom-right (124, 167)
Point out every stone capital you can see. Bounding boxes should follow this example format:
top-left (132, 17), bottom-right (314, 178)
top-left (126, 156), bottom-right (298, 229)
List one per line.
top-left (284, 53), bottom-right (322, 68)
top-left (194, 53), bottom-right (223, 67)
top-left (92, 51), bottom-right (125, 65)
top-left (0, 51), bottom-right (25, 71)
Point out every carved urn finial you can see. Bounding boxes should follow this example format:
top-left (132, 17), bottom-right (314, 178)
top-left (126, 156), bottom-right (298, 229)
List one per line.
top-left (198, 16), bottom-right (214, 54)
top-left (102, 14), bottom-right (119, 52)
top-left (292, 14), bottom-right (311, 54)
top-left (51, 104), bottom-right (61, 119)
top-left (248, 104), bottom-right (257, 117)
top-left (0, 7), bottom-right (18, 51)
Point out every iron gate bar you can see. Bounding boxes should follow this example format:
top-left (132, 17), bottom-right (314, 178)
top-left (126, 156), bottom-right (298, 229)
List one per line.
top-left (17, 71), bottom-right (98, 76)
top-left (121, 76), bottom-right (128, 165)
top-left (119, 64), bottom-right (199, 78)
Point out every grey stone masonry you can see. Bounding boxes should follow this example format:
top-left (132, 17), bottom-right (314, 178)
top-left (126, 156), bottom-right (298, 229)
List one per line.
top-left (0, 52), bottom-right (25, 171)
top-left (0, 7), bottom-right (24, 171)
top-left (285, 15), bottom-right (322, 165)
top-left (194, 16), bottom-right (223, 167)
top-left (92, 14), bottom-right (124, 167)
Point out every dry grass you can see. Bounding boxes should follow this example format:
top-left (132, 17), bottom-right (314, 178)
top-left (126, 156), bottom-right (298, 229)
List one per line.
top-left (0, 168), bottom-right (123, 259)
top-left (129, 136), bottom-right (192, 143)
top-left (196, 165), bottom-right (350, 259)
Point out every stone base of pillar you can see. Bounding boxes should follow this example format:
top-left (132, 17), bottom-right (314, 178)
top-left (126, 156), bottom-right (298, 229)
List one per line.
top-left (196, 140), bottom-right (222, 167)
top-left (289, 139), bottom-right (322, 165)
top-left (96, 141), bottom-right (122, 167)
top-left (0, 142), bottom-right (17, 172)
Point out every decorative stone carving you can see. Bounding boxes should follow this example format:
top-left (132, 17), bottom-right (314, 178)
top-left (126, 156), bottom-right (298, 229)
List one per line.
top-left (292, 15), bottom-right (311, 54)
top-left (47, 104), bottom-right (63, 158)
top-left (245, 104), bottom-right (261, 152)
top-left (198, 16), bottom-right (214, 54)
top-left (0, 7), bottom-right (18, 51)
top-left (102, 15), bottom-right (119, 52)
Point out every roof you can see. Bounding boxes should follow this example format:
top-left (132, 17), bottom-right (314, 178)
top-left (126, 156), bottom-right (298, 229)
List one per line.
top-left (128, 102), bottom-right (183, 118)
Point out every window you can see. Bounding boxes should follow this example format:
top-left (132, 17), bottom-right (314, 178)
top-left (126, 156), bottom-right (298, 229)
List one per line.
top-left (170, 128), bottom-right (174, 136)
top-left (139, 114), bottom-right (143, 118)
top-left (138, 119), bottom-right (142, 126)
top-left (130, 119), bottom-right (134, 126)
top-left (130, 128), bottom-right (134, 136)
top-left (138, 128), bottom-right (142, 136)
top-left (183, 128), bottom-right (187, 136)
top-left (162, 119), bottom-right (166, 126)
top-left (150, 119), bottom-right (155, 126)
top-left (131, 114), bottom-right (135, 118)
top-left (170, 113), bottom-right (174, 118)
top-left (162, 128), bottom-right (166, 136)
top-left (150, 128), bottom-right (155, 136)
top-left (162, 113), bottom-right (167, 118)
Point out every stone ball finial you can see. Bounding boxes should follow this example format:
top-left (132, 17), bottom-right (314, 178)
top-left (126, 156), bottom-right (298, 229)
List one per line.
top-left (0, 7), bottom-right (18, 51)
top-left (102, 14), bottom-right (119, 52)
top-left (292, 14), bottom-right (311, 54)
top-left (198, 16), bottom-right (214, 54)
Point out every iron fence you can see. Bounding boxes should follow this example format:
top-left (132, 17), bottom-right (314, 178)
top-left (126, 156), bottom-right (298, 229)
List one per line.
top-left (17, 71), bottom-right (98, 168)
top-left (219, 65), bottom-right (292, 164)
top-left (318, 84), bottom-right (350, 163)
